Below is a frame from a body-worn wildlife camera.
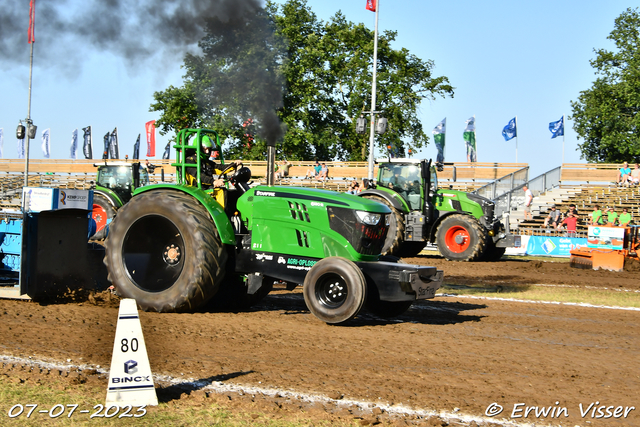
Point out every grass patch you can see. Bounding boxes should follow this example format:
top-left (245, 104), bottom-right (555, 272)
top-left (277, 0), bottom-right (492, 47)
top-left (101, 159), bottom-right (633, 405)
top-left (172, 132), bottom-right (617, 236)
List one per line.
top-left (0, 376), bottom-right (354, 427)
top-left (440, 283), bottom-right (640, 308)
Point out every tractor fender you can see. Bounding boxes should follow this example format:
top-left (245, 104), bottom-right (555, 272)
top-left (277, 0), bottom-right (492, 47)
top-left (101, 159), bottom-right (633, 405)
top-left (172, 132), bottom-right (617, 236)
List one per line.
top-left (358, 189), bottom-right (408, 213)
top-left (133, 184), bottom-right (236, 245)
top-left (94, 188), bottom-right (123, 208)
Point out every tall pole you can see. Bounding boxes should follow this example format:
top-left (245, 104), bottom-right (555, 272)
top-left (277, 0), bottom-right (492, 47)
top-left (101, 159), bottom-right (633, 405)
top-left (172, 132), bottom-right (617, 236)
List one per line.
top-left (515, 115), bottom-right (518, 163)
top-left (367, 0), bottom-right (380, 180)
top-left (24, 41), bottom-right (34, 187)
top-left (562, 114), bottom-right (565, 165)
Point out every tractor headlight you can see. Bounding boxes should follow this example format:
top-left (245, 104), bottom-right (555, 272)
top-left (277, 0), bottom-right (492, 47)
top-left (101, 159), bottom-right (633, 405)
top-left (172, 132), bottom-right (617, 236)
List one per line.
top-left (355, 210), bottom-right (381, 226)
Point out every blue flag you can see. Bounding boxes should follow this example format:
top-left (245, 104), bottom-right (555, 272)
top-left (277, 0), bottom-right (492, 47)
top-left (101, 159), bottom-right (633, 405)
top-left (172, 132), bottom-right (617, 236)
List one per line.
top-left (549, 116), bottom-right (564, 139)
top-left (70, 129), bottom-right (78, 160)
top-left (502, 117), bottom-right (517, 141)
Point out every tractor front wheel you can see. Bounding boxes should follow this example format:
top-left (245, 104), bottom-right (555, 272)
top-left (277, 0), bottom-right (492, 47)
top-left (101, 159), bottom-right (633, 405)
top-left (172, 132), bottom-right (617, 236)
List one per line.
top-left (436, 214), bottom-right (488, 261)
top-left (104, 190), bottom-right (227, 312)
top-left (303, 257), bottom-right (367, 324)
top-left (90, 193), bottom-right (116, 241)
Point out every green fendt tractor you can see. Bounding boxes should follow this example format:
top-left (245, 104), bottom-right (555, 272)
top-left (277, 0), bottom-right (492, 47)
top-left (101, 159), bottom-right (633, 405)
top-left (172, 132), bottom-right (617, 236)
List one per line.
top-left (359, 158), bottom-right (519, 261)
top-left (90, 162), bottom-right (150, 240)
top-left (103, 129), bottom-right (444, 324)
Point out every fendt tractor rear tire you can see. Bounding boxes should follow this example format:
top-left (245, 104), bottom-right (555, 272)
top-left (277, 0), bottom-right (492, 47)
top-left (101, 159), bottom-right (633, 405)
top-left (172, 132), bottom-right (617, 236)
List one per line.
top-left (104, 190), bottom-right (227, 312)
top-left (436, 214), bottom-right (488, 262)
top-left (303, 257), bottom-right (367, 324)
top-left (90, 193), bottom-right (116, 241)
top-left (482, 241), bottom-right (506, 261)
top-left (360, 194), bottom-right (405, 256)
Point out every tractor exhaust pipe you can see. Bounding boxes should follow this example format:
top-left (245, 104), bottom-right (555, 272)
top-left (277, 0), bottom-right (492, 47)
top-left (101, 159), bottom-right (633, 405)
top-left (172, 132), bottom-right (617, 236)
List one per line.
top-left (266, 140), bottom-right (276, 186)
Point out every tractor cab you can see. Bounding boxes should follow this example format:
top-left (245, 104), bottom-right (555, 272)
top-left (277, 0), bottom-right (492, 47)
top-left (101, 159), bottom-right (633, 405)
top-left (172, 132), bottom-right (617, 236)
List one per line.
top-left (96, 162), bottom-right (149, 205)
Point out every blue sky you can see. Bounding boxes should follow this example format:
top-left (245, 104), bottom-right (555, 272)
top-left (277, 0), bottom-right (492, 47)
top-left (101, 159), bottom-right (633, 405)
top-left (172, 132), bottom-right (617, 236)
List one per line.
top-left (0, 0), bottom-right (637, 178)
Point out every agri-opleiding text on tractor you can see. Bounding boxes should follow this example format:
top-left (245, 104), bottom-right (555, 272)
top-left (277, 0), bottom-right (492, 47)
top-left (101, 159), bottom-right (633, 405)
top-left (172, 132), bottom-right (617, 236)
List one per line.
top-left (103, 129), bottom-right (444, 324)
top-left (570, 224), bottom-right (639, 272)
top-left (359, 158), bottom-right (520, 261)
top-left (90, 162), bottom-right (151, 240)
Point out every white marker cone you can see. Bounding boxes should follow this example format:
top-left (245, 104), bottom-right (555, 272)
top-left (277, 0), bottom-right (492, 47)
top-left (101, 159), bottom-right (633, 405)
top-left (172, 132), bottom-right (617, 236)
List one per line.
top-left (105, 299), bottom-right (158, 407)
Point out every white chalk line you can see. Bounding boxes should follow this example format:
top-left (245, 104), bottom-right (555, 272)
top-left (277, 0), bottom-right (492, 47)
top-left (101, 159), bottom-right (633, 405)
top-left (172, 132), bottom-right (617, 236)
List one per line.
top-left (0, 354), bottom-right (550, 427)
top-left (435, 293), bottom-right (640, 311)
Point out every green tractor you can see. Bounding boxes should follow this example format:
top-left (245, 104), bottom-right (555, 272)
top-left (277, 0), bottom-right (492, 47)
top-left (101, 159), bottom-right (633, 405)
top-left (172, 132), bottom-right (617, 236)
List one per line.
top-left (359, 158), bottom-right (519, 261)
top-left (102, 129), bottom-right (444, 324)
top-left (90, 162), bottom-right (151, 240)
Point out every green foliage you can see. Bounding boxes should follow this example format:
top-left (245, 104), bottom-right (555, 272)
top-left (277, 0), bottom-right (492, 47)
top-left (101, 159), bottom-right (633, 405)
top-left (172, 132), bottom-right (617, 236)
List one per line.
top-left (150, 0), bottom-right (453, 161)
top-left (571, 8), bottom-right (640, 163)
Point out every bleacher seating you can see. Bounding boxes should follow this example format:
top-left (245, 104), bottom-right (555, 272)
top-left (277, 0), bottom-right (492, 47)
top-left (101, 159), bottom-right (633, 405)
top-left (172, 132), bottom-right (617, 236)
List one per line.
top-left (518, 184), bottom-right (640, 237)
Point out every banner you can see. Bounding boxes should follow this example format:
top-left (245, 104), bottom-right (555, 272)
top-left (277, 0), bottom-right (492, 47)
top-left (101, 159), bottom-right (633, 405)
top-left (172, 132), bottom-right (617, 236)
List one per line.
top-left (463, 116), bottom-right (476, 162)
top-left (109, 127), bottom-right (119, 159)
top-left (70, 129), bottom-right (78, 160)
top-left (0, 128), bottom-right (3, 158)
top-left (133, 134), bottom-right (141, 160)
top-left (145, 120), bottom-right (156, 157)
top-left (526, 236), bottom-right (587, 257)
top-left (502, 117), bottom-right (517, 141)
top-left (28, 0), bottom-right (36, 43)
top-left (162, 142), bottom-right (171, 160)
top-left (366, 0), bottom-right (376, 12)
top-left (103, 132), bottom-right (109, 159)
top-left (82, 126), bottom-right (92, 159)
top-left (432, 118), bottom-right (446, 163)
top-left (41, 128), bottom-right (50, 158)
top-left (549, 116), bottom-right (564, 139)
top-left (17, 137), bottom-right (25, 159)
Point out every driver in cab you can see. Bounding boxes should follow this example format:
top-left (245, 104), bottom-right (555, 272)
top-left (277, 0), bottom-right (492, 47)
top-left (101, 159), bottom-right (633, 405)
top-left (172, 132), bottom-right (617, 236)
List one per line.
top-left (185, 135), bottom-right (228, 189)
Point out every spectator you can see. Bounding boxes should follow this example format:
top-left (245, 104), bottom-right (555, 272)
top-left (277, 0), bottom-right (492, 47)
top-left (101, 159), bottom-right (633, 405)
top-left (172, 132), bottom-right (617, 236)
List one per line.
top-left (145, 159), bottom-right (156, 173)
top-left (565, 204), bottom-right (580, 219)
top-left (275, 160), bottom-right (292, 181)
top-left (605, 206), bottom-right (618, 225)
top-left (589, 204), bottom-right (604, 225)
top-left (617, 162), bottom-right (631, 186)
top-left (618, 207), bottom-right (632, 226)
top-left (305, 161), bottom-right (321, 179)
top-left (558, 212), bottom-right (578, 237)
top-left (523, 185), bottom-right (533, 220)
top-left (630, 163), bottom-right (640, 185)
top-left (543, 205), bottom-right (563, 229)
top-left (317, 162), bottom-right (329, 181)
top-left (346, 180), bottom-right (360, 194)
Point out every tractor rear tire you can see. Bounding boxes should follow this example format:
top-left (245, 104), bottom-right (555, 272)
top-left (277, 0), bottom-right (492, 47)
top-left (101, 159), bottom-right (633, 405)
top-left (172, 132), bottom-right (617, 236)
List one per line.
top-left (303, 257), bottom-right (367, 324)
top-left (90, 193), bottom-right (116, 241)
top-left (482, 241), bottom-right (506, 261)
top-left (104, 190), bottom-right (227, 312)
top-left (360, 194), bottom-right (405, 257)
top-left (436, 214), bottom-right (488, 262)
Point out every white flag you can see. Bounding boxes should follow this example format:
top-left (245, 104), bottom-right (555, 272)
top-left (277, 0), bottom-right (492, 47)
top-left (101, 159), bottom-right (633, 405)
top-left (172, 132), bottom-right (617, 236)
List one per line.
top-left (0, 128), bottom-right (4, 159)
top-left (42, 128), bottom-right (51, 159)
top-left (70, 129), bottom-right (78, 159)
top-left (17, 138), bottom-right (24, 159)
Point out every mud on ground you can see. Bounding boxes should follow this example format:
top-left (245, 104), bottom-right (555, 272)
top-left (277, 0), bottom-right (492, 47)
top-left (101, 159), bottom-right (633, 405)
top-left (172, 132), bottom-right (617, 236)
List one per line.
top-left (0, 256), bottom-right (639, 426)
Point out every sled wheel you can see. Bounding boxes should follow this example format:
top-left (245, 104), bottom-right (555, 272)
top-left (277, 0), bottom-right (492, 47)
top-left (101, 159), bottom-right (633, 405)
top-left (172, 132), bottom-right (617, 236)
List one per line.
top-left (303, 257), bottom-right (367, 324)
top-left (360, 194), bottom-right (405, 257)
top-left (436, 214), bottom-right (487, 261)
top-left (90, 193), bottom-right (116, 241)
top-left (104, 190), bottom-right (227, 312)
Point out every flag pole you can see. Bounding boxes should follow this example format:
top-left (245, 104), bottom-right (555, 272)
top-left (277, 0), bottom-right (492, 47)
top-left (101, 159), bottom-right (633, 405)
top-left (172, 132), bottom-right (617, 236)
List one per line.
top-left (23, 31), bottom-right (35, 187)
top-left (562, 114), bottom-right (565, 165)
top-left (367, 0), bottom-right (380, 180)
top-left (515, 115), bottom-right (518, 163)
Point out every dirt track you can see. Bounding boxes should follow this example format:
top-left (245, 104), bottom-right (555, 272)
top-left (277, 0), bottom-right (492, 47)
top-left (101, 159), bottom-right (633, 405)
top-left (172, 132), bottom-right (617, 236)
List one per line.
top-left (1, 256), bottom-right (639, 426)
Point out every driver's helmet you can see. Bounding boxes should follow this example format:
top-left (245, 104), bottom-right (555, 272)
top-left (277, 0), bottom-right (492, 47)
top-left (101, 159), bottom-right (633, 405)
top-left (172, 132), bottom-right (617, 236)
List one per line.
top-left (200, 135), bottom-right (213, 158)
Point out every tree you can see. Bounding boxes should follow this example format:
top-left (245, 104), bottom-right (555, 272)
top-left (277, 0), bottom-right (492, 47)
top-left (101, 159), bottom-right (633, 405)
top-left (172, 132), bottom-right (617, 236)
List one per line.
top-left (150, 0), bottom-right (454, 161)
top-left (571, 8), bottom-right (640, 163)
